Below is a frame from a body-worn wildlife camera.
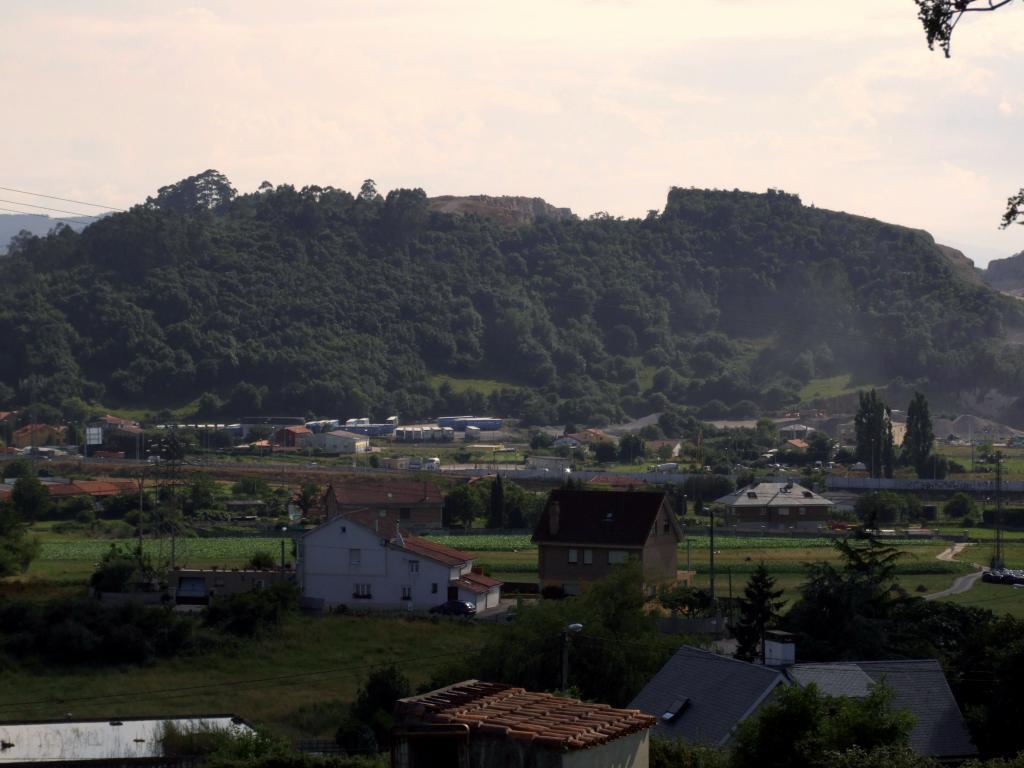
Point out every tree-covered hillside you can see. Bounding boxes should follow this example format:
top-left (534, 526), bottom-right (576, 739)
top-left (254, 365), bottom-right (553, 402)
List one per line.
top-left (1, 171), bottom-right (1021, 425)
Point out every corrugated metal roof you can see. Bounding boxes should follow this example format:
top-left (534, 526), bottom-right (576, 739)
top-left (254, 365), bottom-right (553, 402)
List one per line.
top-left (0, 716), bottom-right (251, 763)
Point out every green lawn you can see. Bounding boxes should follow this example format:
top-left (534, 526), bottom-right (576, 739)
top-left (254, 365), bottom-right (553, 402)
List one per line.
top-left (428, 374), bottom-right (509, 396)
top-left (799, 374), bottom-right (873, 402)
top-left (934, 444), bottom-right (1024, 479)
top-left (0, 614), bottom-right (495, 738)
top-left (943, 582), bottom-right (1024, 618)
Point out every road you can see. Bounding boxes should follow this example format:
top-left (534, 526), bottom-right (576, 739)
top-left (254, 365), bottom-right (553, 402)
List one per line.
top-left (925, 543), bottom-right (987, 600)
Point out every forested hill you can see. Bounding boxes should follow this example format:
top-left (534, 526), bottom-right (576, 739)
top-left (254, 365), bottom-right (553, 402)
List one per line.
top-left (1, 170), bottom-right (1022, 426)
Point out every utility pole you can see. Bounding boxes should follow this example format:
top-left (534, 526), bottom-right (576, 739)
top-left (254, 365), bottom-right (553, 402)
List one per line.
top-left (993, 454), bottom-right (1005, 570)
top-left (708, 506), bottom-right (716, 602)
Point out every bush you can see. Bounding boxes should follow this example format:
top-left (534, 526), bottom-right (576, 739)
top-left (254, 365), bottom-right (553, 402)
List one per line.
top-left (203, 582), bottom-right (298, 637)
top-left (945, 493), bottom-right (977, 520)
top-left (246, 551), bottom-right (276, 570)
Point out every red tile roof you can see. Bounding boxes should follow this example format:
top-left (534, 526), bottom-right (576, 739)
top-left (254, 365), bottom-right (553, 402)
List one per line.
top-left (329, 479), bottom-right (444, 507)
top-left (397, 680), bottom-right (655, 751)
top-left (457, 570), bottom-right (502, 593)
top-left (399, 534), bottom-right (470, 567)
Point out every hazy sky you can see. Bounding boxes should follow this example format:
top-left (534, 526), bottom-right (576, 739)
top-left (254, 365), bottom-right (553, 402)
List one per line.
top-left (2, 1), bottom-right (1023, 265)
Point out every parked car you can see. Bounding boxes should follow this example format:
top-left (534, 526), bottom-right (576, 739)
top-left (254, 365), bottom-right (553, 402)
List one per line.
top-left (429, 600), bottom-right (477, 617)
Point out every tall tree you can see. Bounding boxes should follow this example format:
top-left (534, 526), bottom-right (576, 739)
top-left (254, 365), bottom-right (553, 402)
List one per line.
top-left (732, 563), bottom-right (785, 663)
top-left (488, 475), bottom-right (505, 528)
top-left (854, 390), bottom-right (895, 479)
top-left (902, 392), bottom-right (935, 479)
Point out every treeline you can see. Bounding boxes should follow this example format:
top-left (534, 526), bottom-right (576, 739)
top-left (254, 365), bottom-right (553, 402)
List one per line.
top-left (3, 171), bottom-right (1022, 425)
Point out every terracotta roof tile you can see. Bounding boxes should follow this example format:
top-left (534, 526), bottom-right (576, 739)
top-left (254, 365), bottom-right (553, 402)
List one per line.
top-left (397, 680), bottom-right (656, 752)
top-left (329, 479), bottom-right (444, 507)
top-left (400, 535), bottom-right (469, 567)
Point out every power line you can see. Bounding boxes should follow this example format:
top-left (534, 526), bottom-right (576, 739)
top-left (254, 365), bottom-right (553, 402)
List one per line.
top-left (0, 184), bottom-right (124, 211)
top-left (0, 197), bottom-right (104, 219)
top-left (0, 206), bottom-right (95, 227)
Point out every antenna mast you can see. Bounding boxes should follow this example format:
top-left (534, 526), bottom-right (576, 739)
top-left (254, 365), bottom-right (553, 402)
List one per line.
top-left (993, 452), bottom-right (1005, 570)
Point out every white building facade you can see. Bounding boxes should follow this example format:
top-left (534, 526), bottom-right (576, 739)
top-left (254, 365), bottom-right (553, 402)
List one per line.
top-left (298, 512), bottom-right (500, 612)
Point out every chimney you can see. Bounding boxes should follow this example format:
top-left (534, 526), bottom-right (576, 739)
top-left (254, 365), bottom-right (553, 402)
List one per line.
top-left (763, 630), bottom-right (796, 667)
top-left (548, 501), bottom-right (560, 536)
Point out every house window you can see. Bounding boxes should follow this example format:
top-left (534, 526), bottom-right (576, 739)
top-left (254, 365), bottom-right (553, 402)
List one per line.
top-left (568, 549), bottom-right (579, 564)
top-left (431, 583), bottom-right (438, 594)
top-left (409, 560), bottom-right (419, 574)
top-left (583, 549), bottom-right (593, 565)
top-left (799, 507), bottom-right (806, 515)
top-left (778, 508), bottom-right (790, 516)
top-left (609, 550), bottom-right (628, 564)
top-left (353, 583), bottom-right (372, 599)
top-left (400, 507), bottom-right (411, 520)
top-left (401, 586), bottom-right (412, 601)
top-left (349, 549), bottom-right (361, 567)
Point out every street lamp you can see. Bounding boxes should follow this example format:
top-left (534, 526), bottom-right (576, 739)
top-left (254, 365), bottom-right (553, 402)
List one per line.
top-left (561, 623), bottom-right (583, 692)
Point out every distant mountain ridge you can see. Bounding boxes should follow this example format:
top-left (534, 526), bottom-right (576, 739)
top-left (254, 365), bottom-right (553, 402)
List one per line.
top-left (2, 172), bottom-right (1023, 427)
top-left (0, 213), bottom-right (95, 254)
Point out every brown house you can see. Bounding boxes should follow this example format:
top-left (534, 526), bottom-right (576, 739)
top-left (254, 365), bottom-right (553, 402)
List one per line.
top-left (532, 489), bottom-right (682, 595)
top-left (716, 481), bottom-right (834, 531)
top-left (274, 425), bottom-right (312, 448)
top-left (323, 478), bottom-right (445, 530)
top-left (12, 423), bottom-right (66, 448)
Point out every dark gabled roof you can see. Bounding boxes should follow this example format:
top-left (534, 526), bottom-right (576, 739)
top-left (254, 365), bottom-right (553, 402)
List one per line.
top-left (815, 660), bottom-right (975, 759)
top-left (629, 646), bottom-right (786, 746)
top-left (531, 489), bottom-right (675, 546)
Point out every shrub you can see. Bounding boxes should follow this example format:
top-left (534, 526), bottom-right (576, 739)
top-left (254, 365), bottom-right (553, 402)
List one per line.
top-left (246, 551), bottom-right (276, 570)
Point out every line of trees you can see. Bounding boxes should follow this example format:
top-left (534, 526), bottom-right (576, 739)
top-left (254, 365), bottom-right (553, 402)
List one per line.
top-left (855, 389), bottom-right (943, 479)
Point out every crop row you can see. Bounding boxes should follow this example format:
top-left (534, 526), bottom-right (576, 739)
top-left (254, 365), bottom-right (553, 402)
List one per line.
top-left (39, 538), bottom-right (283, 563)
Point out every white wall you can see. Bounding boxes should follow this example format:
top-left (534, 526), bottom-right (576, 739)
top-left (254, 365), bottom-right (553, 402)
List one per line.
top-left (562, 730), bottom-right (648, 768)
top-left (300, 517), bottom-right (450, 610)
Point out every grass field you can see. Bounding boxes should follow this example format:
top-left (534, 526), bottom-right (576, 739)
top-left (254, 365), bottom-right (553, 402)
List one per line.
top-left (799, 374), bottom-right (871, 402)
top-left (428, 374), bottom-right (509, 396)
top-left (0, 613), bottom-right (494, 738)
top-left (934, 444), bottom-right (1024, 478)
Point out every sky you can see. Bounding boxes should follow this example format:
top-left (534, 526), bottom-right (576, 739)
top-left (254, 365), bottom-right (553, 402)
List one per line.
top-left (1, 1), bottom-right (1023, 266)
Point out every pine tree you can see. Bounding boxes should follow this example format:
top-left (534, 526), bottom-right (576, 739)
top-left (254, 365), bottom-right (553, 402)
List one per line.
top-left (733, 563), bottom-right (785, 663)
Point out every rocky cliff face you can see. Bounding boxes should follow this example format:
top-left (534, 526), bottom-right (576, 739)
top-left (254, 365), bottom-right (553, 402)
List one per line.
top-left (984, 251), bottom-right (1024, 296)
top-left (427, 195), bottom-right (574, 226)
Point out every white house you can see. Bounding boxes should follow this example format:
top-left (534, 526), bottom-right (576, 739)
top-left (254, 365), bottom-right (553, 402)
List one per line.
top-left (298, 509), bottom-right (501, 612)
top-left (307, 429), bottom-right (370, 454)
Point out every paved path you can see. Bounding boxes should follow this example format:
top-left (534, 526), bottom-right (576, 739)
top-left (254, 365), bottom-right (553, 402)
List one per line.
top-left (925, 543), bottom-right (987, 600)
